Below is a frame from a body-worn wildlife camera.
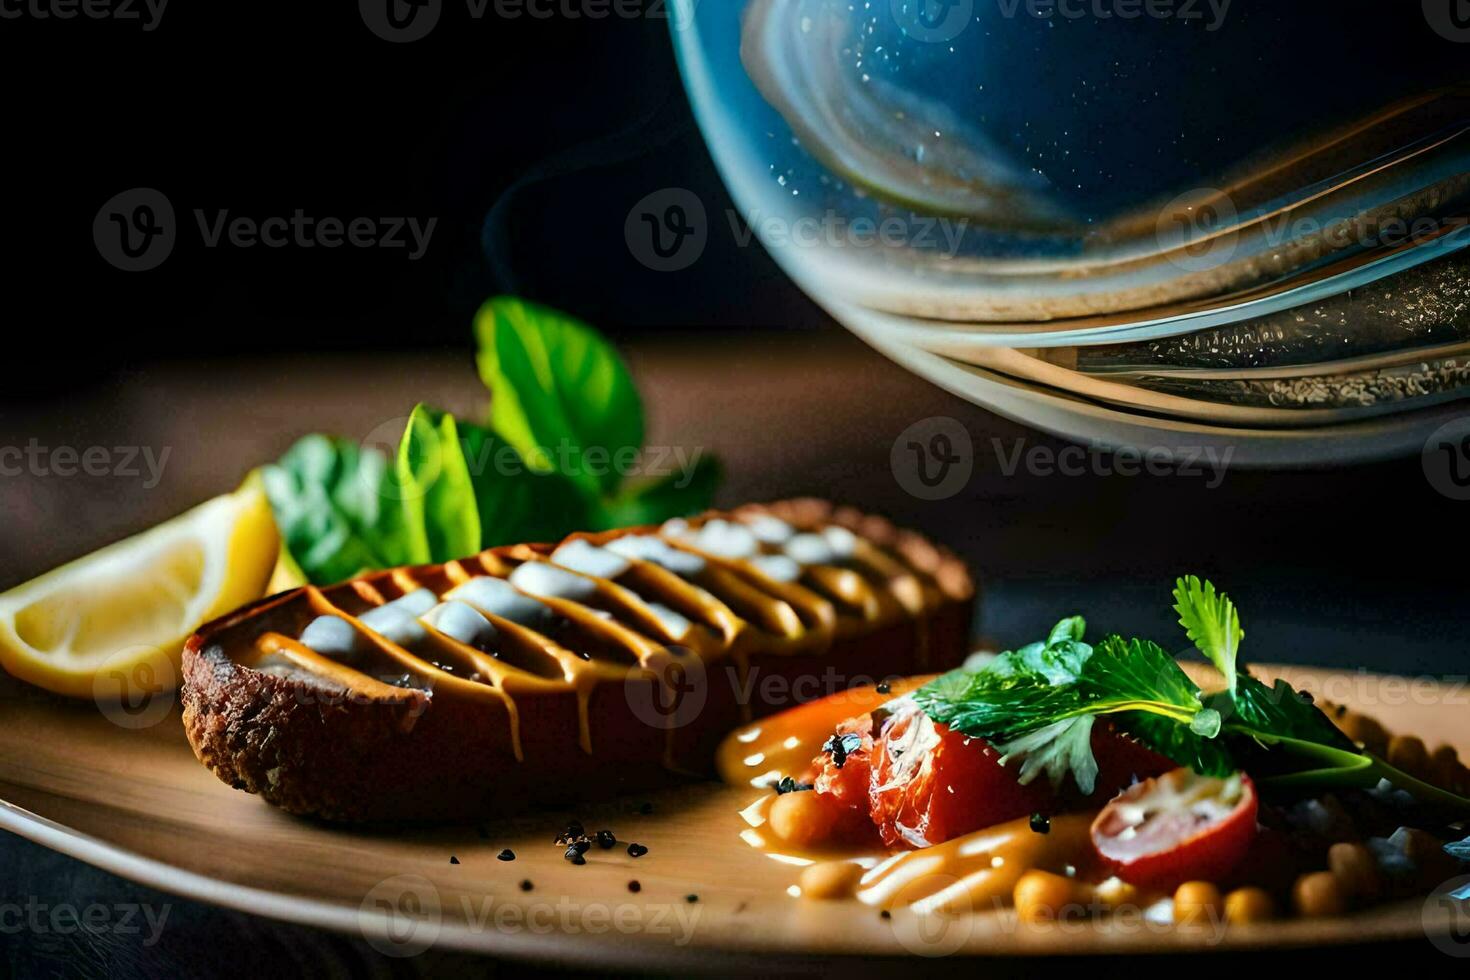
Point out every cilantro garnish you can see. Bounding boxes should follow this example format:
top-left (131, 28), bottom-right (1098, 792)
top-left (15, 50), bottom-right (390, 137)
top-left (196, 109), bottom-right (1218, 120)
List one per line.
top-left (913, 577), bottom-right (1470, 812)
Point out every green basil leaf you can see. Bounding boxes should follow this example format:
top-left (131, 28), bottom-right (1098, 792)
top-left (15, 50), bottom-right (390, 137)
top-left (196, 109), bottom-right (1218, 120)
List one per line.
top-left (1116, 710), bottom-right (1236, 777)
top-left (455, 418), bottom-right (593, 546)
top-left (1225, 675), bottom-right (1359, 753)
top-left (396, 405), bottom-right (482, 563)
top-left (261, 434), bottom-right (418, 584)
top-left (1172, 575), bottom-right (1243, 693)
top-left (599, 452), bottom-right (722, 528)
top-left (473, 296), bottom-right (644, 497)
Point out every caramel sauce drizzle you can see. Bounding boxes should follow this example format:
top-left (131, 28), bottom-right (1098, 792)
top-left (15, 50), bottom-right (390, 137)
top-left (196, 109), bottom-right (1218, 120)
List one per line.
top-left (234, 504), bottom-right (971, 767)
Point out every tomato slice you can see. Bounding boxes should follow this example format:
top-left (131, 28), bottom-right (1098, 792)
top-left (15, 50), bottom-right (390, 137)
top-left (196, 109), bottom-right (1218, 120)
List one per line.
top-left (867, 703), bottom-right (1056, 849)
top-left (1090, 768), bottom-right (1258, 889)
top-left (807, 696), bottom-right (1177, 851)
top-left (811, 714), bottom-right (877, 812)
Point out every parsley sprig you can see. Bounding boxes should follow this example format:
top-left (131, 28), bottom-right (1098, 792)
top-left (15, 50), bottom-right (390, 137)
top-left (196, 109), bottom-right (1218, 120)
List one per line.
top-left (914, 577), bottom-right (1470, 813)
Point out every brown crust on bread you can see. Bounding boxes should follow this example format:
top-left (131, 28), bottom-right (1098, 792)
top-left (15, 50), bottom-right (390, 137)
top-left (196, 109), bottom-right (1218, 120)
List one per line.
top-left (182, 501), bottom-right (975, 822)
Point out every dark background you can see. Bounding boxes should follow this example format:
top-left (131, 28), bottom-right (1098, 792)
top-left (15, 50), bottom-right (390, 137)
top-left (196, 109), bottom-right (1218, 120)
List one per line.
top-left (4, 0), bottom-right (819, 396)
top-left (2, 2), bottom-right (1469, 977)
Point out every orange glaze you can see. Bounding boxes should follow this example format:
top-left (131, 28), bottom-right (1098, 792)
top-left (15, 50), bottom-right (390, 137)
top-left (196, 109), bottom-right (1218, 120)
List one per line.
top-left (716, 676), bottom-right (932, 787)
top-left (718, 675), bottom-right (1105, 911)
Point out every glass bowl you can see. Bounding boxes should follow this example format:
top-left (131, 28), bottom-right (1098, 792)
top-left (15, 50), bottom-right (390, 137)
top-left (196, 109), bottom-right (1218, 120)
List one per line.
top-left (670, 0), bottom-right (1470, 464)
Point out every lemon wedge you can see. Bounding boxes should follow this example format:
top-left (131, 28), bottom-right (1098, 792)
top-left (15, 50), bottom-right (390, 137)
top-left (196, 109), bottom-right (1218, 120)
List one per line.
top-left (0, 479), bottom-right (279, 699)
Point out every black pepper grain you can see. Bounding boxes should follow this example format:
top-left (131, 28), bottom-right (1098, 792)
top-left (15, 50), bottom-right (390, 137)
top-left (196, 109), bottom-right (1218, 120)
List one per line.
top-left (823, 732), bottom-right (863, 768)
top-left (449, 856), bottom-right (460, 865)
top-left (497, 849), bottom-right (515, 862)
top-left (628, 881), bottom-right (641, 893)
top-left (595, 829), bottom-right (617, 849)
top-left (564, 846), bottom-right (587, 865)
top-left (880, 910), bottom-right (891, 920)
top-left (876, 681), bottom-right (891, 694)
top-left (775, 776), bottom-right (813, 795)
top-left (519, 879), bottom-right (534, 892)
top-left (685, 894), bottom-right (699, 903)
top-left (1030, 813), bottom-right (1051, 835)
top-left (626, 842), bottom-right (648, 858)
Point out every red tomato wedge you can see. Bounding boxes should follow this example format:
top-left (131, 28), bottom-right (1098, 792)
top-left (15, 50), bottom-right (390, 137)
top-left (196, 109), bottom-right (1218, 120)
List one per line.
top-left (811, 714), bottom-right (877, 812)
top-left (1090, 768), bottom-right (1258, 889)
top-left (867, 705), bottom-right (1055, 848)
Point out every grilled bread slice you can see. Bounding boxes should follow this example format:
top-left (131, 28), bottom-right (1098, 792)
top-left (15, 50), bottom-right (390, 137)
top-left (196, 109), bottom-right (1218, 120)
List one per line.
top-left (182, 500), bottom-right (975, 822)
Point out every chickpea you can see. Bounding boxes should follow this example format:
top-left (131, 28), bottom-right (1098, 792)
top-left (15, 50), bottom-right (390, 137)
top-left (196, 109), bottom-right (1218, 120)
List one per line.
top-left (1093, 876), bottom-right (1139, 910)
top-left (1173, 881), bottom-right (1222, 926)
top-left (1013, 871), bottom-right (1085, 924)
top-left (1327, 842), bottom-right (1380, 901)
top-left (767, 790), bottom-right (838, 847)
top-left (1292, 872), bottom-right (1346, 918)
top-left (1387, 735), bottom-right (1430, 780)
top-left (798, 861), bottom-right (864, 900)
top-left (1337, 712), bottom-right (1389, 756)
top-left (1223, 887), bottom-right (1275, 925)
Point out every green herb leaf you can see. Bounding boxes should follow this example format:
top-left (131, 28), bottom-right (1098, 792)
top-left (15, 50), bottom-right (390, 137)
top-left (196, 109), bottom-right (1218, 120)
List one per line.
top-left (267, 298), bottom-right (723, 582)
top-left (396, 405), bottom-right (482, 564)
top-left (454, 418), bottom-right (594, 546)
top-left (261, 434), bottom-right (419, 584)
top-left (1115, 710), bottom-right (1236, 778)
top-left (599, 452), bottom-right (722, 528)
top-left (1172, 575), bottom-right (1242, 693)
top-left (474, 296), bottom-right (644, 497)
top-left (914, 618), bottom-right (1102, 791)
top-left (913, 578), bottom-right (1470, 813)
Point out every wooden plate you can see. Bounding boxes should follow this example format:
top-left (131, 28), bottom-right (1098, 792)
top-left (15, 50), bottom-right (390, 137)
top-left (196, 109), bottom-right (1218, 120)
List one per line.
top-left (1, 664), bottom-right (1466, 967)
